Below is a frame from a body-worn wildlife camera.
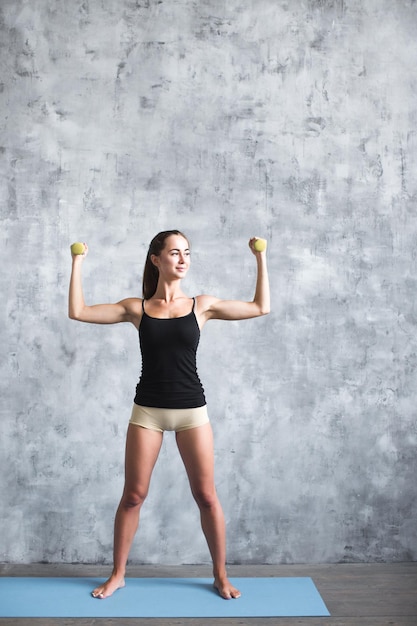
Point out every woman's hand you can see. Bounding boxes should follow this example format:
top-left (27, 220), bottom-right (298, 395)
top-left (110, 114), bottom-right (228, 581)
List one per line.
top-left (71, 242), bottom-right (88, 260)
top-left (248, 237), bottom-right (267, 256)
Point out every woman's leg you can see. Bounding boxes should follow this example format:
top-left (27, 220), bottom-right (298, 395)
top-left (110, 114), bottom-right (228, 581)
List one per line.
top-left (176, 423), bottom-right (241, 599)
top-left (92, 424), bottom-right (163, 598)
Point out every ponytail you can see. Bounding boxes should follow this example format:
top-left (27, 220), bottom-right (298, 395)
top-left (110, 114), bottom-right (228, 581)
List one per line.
top-left (142, 230), bottom-right (189, 300)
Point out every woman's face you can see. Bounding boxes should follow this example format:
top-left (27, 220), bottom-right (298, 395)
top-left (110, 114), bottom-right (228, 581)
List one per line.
top-left (152, 234), bottom-right (190, 280)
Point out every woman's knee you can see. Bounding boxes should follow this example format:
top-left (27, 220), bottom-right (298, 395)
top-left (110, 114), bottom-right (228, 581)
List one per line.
top-left (192, 486), bottom-right (218, 510)
top-left (121, 486), bottom-right (148, 509)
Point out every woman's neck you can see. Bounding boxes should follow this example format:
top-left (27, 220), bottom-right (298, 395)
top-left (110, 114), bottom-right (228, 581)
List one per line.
top-left (152, 280), bottom-right (187, 303)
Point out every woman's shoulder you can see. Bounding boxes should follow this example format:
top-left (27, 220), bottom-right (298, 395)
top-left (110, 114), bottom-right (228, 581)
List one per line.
top-left (119, 297), bottom-right (143, 315)
top-left (195, 294), bottom-right (221, 313)
top-left (115, 297), bottom-right (143, 328)
top-left (195, 294), bottom-right (218, 304)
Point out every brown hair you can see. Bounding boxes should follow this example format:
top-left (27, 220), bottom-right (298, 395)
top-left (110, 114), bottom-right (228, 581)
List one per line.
top-left (142, 230), bottom-right (189, 300)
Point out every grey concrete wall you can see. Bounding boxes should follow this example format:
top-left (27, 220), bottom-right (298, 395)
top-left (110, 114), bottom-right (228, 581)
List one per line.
top-left (1, 0), bottom-right (416, 565)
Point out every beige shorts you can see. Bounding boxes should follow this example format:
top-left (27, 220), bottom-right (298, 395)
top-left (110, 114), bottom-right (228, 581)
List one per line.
top-left (129, 403), bottom-right (209, 433)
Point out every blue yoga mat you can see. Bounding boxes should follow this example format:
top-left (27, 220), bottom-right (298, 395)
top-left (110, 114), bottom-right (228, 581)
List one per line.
top-left (0, 577), bottom-right (330, 618)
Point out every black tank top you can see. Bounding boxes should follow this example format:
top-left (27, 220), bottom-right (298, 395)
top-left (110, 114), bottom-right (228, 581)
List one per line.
top-left (134, 298), bottom-right (206, 409)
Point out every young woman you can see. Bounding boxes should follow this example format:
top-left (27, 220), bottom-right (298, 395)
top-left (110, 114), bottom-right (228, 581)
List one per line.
top-left (68, 230), bottom-right (270, 600)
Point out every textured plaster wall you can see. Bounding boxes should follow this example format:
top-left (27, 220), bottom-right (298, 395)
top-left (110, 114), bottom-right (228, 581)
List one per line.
top-left (1, 0), bottom-right (417, 565)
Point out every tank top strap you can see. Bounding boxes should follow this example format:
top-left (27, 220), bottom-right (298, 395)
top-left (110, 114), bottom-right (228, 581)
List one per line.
top-left (191, 297), bottom-right (196, 312)
top-left (142, 299), bottom-right (146, 313)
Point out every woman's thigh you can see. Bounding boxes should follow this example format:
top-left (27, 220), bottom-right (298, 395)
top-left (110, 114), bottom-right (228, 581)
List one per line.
top-left (175, 423), bottom-right (216, 496)
top-left (124, 424), bottom-right (164, 496)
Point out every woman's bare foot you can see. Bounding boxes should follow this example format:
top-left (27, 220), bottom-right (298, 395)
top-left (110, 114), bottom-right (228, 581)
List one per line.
top-left (92, 572), bottom-right (126, 599)
top-left (214, 577), bottom-right (241, 599)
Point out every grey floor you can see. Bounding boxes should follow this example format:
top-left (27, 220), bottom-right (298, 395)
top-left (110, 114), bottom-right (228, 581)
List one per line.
top-left (1, 562), bottom-right (416, 625)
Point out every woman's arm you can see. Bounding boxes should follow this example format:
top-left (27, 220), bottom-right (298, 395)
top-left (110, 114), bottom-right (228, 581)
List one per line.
top-left (197, 237), bottom-right (270, 323)
top-left (68, 244), bottom-right (141, 325)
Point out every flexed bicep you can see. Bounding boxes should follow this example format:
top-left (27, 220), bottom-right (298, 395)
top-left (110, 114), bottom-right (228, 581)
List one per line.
top-left (207, 297), bottom-right (268, 321)
top-left (68, 243), bottom-right (142, 325)
top-left (197, 237), bottom-right (270, 323)
top-left (70, 299), bottom-right (140, 325)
